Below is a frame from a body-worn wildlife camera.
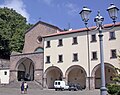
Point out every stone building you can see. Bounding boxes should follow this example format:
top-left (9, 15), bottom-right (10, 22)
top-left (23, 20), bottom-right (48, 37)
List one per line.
top-left (10, 21), bottom-right (61, 86)
top-left (9, 21), bottom-right (120, 90)
top-left (0, 59), bottom-right (9, 84)
top-left (43, 22), bottom-right (120, 89)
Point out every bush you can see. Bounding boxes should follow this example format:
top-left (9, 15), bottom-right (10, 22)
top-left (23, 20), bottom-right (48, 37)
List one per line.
top-left (107, 84), bottom-right (120, 95)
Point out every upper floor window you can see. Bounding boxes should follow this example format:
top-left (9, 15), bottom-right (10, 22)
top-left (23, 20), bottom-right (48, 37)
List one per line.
top-left (91, 34), bottom-right (97, 42)
top-left (58, 39), bottom-right (63, 46)
top-left (72, 37), bottom-right (78, 45)
top-left (46, 41), bottom-right (50, 48)
top-left (46, 56), bottom-right (50, 63)
top-left (58, 55), bottom-right (63, 63)
top-left (91, 51), bottom-right (98, 60)
top-left (109, 31), bottom-right (116, 40)
top-left (73, 53), bottom-right (78, 62)
top-left (110, 49), bottom-right (117, 58)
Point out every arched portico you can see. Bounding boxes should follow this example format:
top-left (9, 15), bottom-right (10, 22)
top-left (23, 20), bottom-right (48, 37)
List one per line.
top-left (44, 66), bottom-right (63, 89)
top-left (91, 63), bottom-right (117, 89)
top-left (16, 57), bottom-right (34, 81)
top-left (65, 65), bottom-right (87, 89)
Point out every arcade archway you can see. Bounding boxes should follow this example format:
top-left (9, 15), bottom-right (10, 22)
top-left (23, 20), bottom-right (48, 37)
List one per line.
top-left (92, 63), bottom-right (117, 89)
top-left (66, 65), bottom-right (87, 89)
top-left (17, 57), bottom-right (34, 81)
top-left (45, 66), bottom-right (63, 89)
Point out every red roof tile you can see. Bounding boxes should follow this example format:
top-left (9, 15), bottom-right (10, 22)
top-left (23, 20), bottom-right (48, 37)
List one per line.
top-left (43, 22), bottom-right (120, 38)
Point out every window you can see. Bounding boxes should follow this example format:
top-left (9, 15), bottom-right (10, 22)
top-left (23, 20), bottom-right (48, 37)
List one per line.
top-left (46, 41), bottom-right (50, 48)
top-left (109, 31), bottom-right (116, 40)
top-left (72, 37), bottom-right (78, 45)
top-left (91, 51), bottom-right (97, 60)
top-left (73, 53), bottom-right (78, 61)
top-left (46, 56), bottom-right (50, 63)
top-left (37, 36), bottom-right (42, 43)
top-left (58, 82), bottom-right (60, 85)
top-left (91, 34), bottom-right (97, 42)
top-left (35, 47), bottom-right (44, 53)
top-left (58, 39), bottom-right (63, 46)
top-left (111, 49), bottom-right (117, 58)
top-left (58, 55), bottom-right (63, 63)
top-left (4, 71), bottom-right (7, 75)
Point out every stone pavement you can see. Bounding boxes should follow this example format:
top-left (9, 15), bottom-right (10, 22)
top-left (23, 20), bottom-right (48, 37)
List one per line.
top-left (0, 88), bottom-right (100, 95)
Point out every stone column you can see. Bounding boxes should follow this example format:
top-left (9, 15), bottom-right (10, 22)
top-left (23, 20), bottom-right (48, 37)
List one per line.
top-left (34, 69), bottom-right (43, 86)
top-left (10, 70), bottom-right (18, 82)
top-left (86, 77), bottom-right (95, 90)
top-left (43, 73), bottom-right (48, 88)
top-left (90, 77), bottom-right (95, 90)
top-left (62, 77), bottom-right (67, 84)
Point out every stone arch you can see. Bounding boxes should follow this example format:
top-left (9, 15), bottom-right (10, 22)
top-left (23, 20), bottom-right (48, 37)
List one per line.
top-left (16, 57), bottom-right (34, 81)
top-left (44, 66), bottom-right (63, 89)
top-left (34, 47), bottom-right (44, 53)
top-left (91, 63), bottom-right (117, 89)
top-left (65, 65), bottom-right (87, 89)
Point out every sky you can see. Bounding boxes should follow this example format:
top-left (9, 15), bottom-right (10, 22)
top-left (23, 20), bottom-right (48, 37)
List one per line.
top-left (0, 0), bottom-right (120, 30)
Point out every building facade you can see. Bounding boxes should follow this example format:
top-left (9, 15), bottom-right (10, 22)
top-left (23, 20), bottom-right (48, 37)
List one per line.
top-left (43, 23), bottom-right (120, 89)
top-left (0, 59), bottom-right (9, 84)
top-left (10, 21), bottom-right (61, 85)
top-left (9, 21), bottom-right (120, 90)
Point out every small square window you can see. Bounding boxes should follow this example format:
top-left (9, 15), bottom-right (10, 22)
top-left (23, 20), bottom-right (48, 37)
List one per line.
top-left (58, 55), bottom-right (63, 63)
top-left (46, 41), bottom-right (50, 48)
top-left (73, 53), bottom-right (78, 61)
top-left (91, 51), bottom-right (98, 60)
top-left (91, 34), bottom-right (97, 42)
top-left (4, 71), bottom-right (7, 75)
top-left (46, 56), bottom-right (50, 63)
top-left (58, 39), bottom-right (63, 46)
top-left (109, 32), bottom-right (116, 40)
top-left (72, 37), bottom-right (78, 45)
top-left (110, 49), bottom-right (117, 58)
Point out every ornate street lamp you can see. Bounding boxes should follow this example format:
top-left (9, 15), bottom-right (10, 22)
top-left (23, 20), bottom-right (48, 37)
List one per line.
top-left (79, 4), bottom-right (119, 95)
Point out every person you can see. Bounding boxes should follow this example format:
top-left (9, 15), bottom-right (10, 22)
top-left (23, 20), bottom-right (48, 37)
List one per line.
top-left (21, 82), bottom-right (24, 94)
top-left (24, 82), bottom-right (28, 94)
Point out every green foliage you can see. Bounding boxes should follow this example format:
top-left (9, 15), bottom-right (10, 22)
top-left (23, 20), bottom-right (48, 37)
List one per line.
top-left (107, 84), bottom-right (120, 95)
top-left (0, 7), bottom-right (32, 59)
top-left (107, 67), bottom-right (120, 95)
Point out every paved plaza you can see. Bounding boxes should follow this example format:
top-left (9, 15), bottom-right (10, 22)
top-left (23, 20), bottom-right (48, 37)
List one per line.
top-left (0, 88), bottom-right (100, 95)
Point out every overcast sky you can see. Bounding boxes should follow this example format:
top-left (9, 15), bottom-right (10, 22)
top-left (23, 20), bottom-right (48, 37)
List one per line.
top-left (0, 0), bottom-right (120, 29)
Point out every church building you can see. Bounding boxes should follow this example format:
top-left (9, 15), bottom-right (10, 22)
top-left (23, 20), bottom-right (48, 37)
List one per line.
top-left (9, 21), bottom-right (120, 90)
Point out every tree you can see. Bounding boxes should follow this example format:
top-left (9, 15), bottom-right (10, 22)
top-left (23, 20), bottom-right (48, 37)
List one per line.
top-left (107, 55), bottom-right (120, 95)
top-left (0, 7), bottom-right (32, 59)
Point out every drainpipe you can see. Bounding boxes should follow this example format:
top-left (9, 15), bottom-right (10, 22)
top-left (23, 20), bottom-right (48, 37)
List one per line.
top-left (87, 30), bottom-right (91, 90)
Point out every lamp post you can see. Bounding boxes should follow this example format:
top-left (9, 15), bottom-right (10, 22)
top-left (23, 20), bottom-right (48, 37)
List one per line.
top-left (79, 4), bottom-right (119, 95)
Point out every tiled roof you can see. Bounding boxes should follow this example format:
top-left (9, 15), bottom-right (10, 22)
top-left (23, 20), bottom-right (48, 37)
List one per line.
top-left (43, 22), bottom-right (120, 38)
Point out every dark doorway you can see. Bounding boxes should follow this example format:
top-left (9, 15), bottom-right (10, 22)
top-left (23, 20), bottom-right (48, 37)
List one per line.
top-left (18, 71), bottom-right (25, 81)
top-left (17, 58), bottom-right (34, 81)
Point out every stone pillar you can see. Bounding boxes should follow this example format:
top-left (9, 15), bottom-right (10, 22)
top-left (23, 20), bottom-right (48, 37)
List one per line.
top-left (86, 77), bottom-right (90, 90)
top-left (10, 70), bottom-right (17, 82)
top-left (34, 69), bottom-right (43, 86)
top-left (86, 77), bottom-right (95, 90)
top-left (43, 73), bottom-right (48, 88)
top-left (62, 77), bottom-right (67, 84)
top-left (90, 77), bottom-right (95, 90)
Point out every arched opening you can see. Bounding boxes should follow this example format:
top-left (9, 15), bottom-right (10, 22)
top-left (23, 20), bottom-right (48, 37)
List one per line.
top-left (92, 63), bottom-right (117, 89)
top-left (66, 65), bottom-right (87, 89)
top-left (34, 47), bottom-right (44, 53)
top-left (17, 57), bottom-right (34, 81)
top-left (45, 66), bottom-right (63, 89)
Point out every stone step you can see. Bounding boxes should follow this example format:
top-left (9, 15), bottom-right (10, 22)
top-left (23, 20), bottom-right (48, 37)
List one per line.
top-left (0, 81), bottom-right (43, 89)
